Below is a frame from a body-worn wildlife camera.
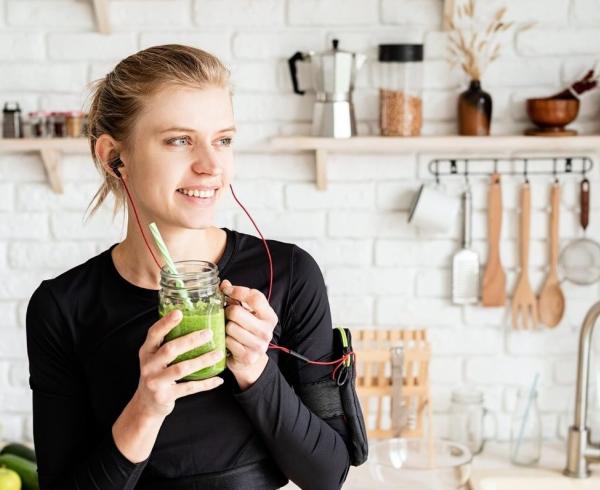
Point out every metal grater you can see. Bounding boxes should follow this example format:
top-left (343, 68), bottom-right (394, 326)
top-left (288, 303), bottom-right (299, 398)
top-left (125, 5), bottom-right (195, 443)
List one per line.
top-left (452, 187), bottom-right (480, 304)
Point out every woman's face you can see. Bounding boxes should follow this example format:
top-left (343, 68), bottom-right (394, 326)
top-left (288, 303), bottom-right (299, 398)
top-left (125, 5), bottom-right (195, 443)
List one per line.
top-left (123, 84), bottom-right (235, 230)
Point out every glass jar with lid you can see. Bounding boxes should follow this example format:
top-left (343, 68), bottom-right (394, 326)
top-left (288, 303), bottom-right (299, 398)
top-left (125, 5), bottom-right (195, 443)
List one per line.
top-left (378, 44), bottom-right (424, 136)
top-left (49, 111), bottom-right (67, 137)
top-left (159, 260), bottom-right (226, 381)
top-left (28, 111), bottom-right (48, 138)
top-left (66, 111), bottom-right (84, 137)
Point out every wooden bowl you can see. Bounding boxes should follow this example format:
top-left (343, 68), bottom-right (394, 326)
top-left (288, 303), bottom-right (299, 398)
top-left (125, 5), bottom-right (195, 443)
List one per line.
top-left (526, 98), bottom-right (579, 130)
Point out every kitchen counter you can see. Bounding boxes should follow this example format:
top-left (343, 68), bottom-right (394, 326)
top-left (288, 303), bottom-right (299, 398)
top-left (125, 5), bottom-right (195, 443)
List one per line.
top-left (283, 441), bottom-right (600, 489)
top-left (3, 439), bottom-right (599, 489)
top-left (469, 442), bottom-right (600, 490)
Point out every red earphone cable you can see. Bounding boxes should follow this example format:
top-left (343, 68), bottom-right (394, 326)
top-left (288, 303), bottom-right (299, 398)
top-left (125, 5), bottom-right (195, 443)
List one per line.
top-left (119, 177), bottom-right (351, 377)
top-left (121, 180), bottom-right (162, 270)
top-left (228, 184), bottom-right (273, 303)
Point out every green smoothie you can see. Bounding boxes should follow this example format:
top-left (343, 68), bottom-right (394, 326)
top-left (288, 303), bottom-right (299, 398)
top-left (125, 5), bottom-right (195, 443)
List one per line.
top-left (159, 303), bottom-right (226, 381)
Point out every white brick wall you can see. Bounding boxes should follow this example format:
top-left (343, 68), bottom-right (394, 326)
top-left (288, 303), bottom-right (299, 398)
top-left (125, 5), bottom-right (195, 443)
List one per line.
top-left (194, 0), bottom-right (284, 26)
top-left (7, 1), bottom-right (96, 29)
top-left (0, 0), bottom-right (599, 447)
top-left (48, 33), bottom-right (138, 61)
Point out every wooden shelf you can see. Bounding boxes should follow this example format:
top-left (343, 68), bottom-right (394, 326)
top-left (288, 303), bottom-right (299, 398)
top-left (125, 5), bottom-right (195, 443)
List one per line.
top-left (0, 139), bottom-right (89, 193)
top-left (0, 138), bottom-right (89, 152)
top-left (269, 135), bottom-right (600, 153)
top-left (3, 136), bottom-right (600, 194)
top-left (269, 136), bottom-right (600, 190)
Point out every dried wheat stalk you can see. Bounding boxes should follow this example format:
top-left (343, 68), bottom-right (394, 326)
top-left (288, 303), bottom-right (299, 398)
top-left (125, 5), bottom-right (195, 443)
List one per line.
top-left (445, 0), bottom-right (532, 81)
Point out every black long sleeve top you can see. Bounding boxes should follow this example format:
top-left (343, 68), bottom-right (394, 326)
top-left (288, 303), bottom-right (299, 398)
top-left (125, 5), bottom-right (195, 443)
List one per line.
top-left (25, 227), bottom-right (351, 490)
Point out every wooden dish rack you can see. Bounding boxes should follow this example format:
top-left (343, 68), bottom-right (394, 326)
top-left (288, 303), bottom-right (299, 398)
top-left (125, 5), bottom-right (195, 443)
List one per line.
top-left (353, 328), bottom-right (432, 440)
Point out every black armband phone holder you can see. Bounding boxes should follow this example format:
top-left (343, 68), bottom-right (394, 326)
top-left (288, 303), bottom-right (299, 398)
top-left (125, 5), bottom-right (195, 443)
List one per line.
top-left (295, 327), bottom-right (368, 466)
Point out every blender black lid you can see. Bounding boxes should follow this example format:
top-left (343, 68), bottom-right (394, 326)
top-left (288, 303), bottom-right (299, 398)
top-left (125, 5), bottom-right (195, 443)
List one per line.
top-left (378, 44), bottom-right (423, 62)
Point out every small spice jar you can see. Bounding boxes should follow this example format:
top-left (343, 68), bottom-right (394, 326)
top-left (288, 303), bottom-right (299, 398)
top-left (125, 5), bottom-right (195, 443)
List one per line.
top-left (50, 111), bottom-right (67, 137)
top-left (378, 44), bottom-right (424, 137)
top-left (66, 111), bottom-right (83, 138)
top-left (28, 111), bottom-right (48, 138)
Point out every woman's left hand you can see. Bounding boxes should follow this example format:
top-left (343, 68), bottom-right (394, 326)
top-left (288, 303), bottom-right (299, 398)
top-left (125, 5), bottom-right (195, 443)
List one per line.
top-left (219, 279), bottom-right (278, 390)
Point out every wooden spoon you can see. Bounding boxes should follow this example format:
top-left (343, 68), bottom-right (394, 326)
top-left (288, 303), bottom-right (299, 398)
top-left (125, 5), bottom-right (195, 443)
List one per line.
top-left (538, 182), bottom-right (565, 327)
top-left (482, 173), bottom-right (506, 306)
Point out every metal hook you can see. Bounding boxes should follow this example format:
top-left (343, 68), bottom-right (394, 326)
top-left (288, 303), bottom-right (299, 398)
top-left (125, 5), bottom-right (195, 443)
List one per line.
top-left (523, 158), bottom-right (529, 184)
top-left (584, 157), bottom-right (593, 176)
top-left (493, 158), bottom-right (499, 174)
top-left (552, 158), bottom-right (559, 183)
top-left (464, 159), bottom-right (470, 184)
top-left (450, 159), bottom-right (458, 175)
top-left (435, 160), bottom-right (440, 184)
top-left (565, 157), bottom-right (572, 174)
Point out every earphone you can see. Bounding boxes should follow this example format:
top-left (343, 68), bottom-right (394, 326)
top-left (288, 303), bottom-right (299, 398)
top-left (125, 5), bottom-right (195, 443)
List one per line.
top-left (107, 155), bottom-right (353, 377)
top-left (109, 156), bottom-right (124, 178)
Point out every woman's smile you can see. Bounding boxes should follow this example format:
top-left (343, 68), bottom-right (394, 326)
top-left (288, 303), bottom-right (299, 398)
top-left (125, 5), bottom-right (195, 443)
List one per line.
top-left (176, 186), bottom-right (219, 207)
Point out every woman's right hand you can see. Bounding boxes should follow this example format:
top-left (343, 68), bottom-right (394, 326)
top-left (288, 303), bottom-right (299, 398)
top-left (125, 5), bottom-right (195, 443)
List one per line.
top-left (134, 309), bottom-right (225, 419)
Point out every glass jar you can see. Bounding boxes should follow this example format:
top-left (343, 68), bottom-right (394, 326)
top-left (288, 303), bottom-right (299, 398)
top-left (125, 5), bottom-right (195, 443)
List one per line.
top-left (159, 261), bottom-right (226, 381)
top-left (21, 117), bottom-right (33, 138)
top-left (28, 111), bottom-right (47, 138)
top-left (2, 102), bottom-right (23, 138)
top-left (50, 111), bottom-right (66, 137)
top-left (66, 111), bottom-right (83, 137)
top-left (510, 387), bottom-right (542, 466)
top-left (449, 388), bottom-right (495, 455)
top-left (378, 44), bottom-right (423, 137)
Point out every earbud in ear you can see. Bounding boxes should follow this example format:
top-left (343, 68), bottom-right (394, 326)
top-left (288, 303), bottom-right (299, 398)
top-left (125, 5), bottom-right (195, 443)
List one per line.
top-left (109, 156), bottom-right (124, 178)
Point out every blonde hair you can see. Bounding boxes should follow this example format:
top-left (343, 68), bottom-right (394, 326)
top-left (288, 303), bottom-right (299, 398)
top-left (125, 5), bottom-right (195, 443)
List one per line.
top-left (85, 44), bottom-right (231, 219)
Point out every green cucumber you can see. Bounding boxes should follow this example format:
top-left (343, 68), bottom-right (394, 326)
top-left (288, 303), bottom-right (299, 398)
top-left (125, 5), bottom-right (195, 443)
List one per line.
top-left (0, 443), bottom-right (36, 463)
top-left (0, 454), bottom-right (38, 490)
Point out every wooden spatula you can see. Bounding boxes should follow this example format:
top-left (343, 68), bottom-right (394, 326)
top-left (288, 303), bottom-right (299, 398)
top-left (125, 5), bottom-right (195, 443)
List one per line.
top-left (482, 173), bottom-right (506, 306)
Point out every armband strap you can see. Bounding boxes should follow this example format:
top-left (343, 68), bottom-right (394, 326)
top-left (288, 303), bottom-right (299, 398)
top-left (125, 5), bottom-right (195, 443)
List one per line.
top-left (295, 327), bottom-right (369, 466)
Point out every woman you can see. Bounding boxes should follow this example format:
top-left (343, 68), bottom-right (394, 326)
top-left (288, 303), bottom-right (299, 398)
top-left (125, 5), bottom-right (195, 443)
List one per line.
top-left (26, 45), bottom-right (351, 489)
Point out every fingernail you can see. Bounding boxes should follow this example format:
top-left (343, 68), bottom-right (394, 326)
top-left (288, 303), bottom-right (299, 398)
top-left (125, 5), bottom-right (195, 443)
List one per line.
top-left (171, 310), bottom-right (182, 320)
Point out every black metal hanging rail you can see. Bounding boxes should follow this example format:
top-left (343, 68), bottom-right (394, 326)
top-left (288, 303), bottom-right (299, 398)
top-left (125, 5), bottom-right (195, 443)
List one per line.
top-left (428, 156), bottom-right (594, 182)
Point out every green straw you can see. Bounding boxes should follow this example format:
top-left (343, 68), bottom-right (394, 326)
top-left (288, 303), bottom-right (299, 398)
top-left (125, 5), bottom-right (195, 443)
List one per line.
top-left (148, 222), bottom-right (194, 310)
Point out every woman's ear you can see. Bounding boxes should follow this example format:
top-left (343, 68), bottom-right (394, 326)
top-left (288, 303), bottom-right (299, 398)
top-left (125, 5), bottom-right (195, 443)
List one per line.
top-left (95, 134), bottom-right (126, 180)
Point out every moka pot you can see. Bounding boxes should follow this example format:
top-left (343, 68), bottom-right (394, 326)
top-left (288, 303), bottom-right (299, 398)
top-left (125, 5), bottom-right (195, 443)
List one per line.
top-left (288, 39), bottom-right (366, 138)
